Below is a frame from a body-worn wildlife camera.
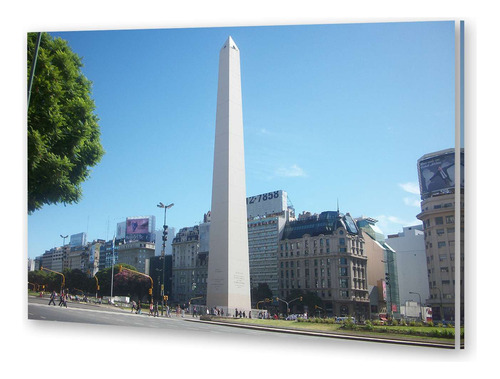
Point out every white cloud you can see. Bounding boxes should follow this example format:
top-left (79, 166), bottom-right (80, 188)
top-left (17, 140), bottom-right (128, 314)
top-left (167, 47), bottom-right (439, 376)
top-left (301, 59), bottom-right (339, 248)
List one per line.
top-left (403, 197), bottom-right (421, 207)
top-left (275, 164), bottom-right (307, 178)
top-left (375, 214), bottom-right (421, 236)
top-left (398, 182), bottom-right (420, 195)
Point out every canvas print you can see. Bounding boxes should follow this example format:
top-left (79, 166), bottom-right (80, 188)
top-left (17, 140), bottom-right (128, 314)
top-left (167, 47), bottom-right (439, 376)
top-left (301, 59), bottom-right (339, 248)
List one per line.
top-left (27, 21), bottom-right (464, 349)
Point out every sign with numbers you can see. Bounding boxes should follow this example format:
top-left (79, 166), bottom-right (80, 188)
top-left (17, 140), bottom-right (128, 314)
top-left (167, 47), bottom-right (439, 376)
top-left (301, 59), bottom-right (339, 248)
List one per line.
top-left (246, 190), bottom-right (287, 219)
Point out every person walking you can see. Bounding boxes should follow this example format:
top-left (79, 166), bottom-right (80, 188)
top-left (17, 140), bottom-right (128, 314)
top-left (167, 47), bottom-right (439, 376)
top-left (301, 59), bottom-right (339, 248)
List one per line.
top-left (154, 302), bottom-right (159, 317)
top-left (149, 301), bottom-right (154, 316)
top-left (48, 291), bottom-right (56, 306)
top-left (58, 292), bottom-right (65, 307)
top-left (137, 301), bottom-right (142, 314)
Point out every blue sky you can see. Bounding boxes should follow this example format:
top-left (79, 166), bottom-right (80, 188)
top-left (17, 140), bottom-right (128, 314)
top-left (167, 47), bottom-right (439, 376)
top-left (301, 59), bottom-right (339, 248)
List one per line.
top-left (27, 21), bottom-right (456, 259)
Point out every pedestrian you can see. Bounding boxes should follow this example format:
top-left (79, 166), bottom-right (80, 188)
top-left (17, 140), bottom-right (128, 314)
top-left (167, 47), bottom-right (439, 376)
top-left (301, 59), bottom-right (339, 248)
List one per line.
top-left (243, 311), bottom-right (246, 318)
top-left (149, 301), bottom-right (153, 316)
top-left (137, 301), bottom-right (142, 314)
top-left (235, 308), bottom-right (238, 318)
top-left (58, 292), bottom-right (64, 307)
top-left (221, 308), bottom-right (224, 317)
top-left (131, 300), bottom-right (136, 313)
top-left (154, 302), bottom-right (159, 317)
top-left (48, 291), bottom-right (56, 306)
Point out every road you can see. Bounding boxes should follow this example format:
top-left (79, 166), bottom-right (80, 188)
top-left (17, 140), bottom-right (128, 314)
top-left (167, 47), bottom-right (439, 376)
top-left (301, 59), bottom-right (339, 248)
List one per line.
top-left (28, 296), bottom-right (316, 340)
top-left (27, 296), bottom-right (455, 348)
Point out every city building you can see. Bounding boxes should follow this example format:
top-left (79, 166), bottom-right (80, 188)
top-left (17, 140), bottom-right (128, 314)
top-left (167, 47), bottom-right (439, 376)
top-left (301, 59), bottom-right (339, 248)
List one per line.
top-left (154, 227), bottom-right (175, 256)
top-left (356, 217), bottom-right (400, 318)
top-left (171, 225), bottom-right (200, 305)
top-left (247, 190), bottom-right (294, 299)
top-left (116, 241), bottom-right (155, 274)
top-left (279, 211), bottom-right (370, 320)
top-left (386, 225), bottom-right (428, 309)
top-left (416, 148), bottom-right (464, 322)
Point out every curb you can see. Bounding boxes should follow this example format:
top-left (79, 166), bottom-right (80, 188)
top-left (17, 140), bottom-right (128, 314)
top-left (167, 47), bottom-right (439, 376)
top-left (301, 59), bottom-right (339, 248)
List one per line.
top-left (184, 318), bottom-right (456, 349)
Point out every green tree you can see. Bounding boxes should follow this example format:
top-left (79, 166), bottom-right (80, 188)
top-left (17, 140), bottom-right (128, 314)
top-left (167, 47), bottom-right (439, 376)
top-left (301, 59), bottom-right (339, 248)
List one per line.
top-left (251, 282), bottom-right (273, 304)
top-left (27, 32), bottom-right (104, 214)
top-left (95, 264), bottom-right (137, 297)
top-left (63, 268), bottom-right (92, 294)
top-left (28, 270), bottom-right (60, 292)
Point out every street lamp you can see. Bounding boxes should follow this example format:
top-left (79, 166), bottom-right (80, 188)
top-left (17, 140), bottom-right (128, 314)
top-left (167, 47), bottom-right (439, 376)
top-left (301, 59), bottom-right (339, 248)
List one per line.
top-left (60, 234), bottom-right (68, 246)
top-left (157, 202), bottom-right (174, 315)
top-left (409, 291), bottom-right (422, 322)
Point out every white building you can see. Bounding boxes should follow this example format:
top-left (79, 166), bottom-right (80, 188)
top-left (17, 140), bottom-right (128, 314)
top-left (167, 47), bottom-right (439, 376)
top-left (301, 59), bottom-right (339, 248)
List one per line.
top-left (385, 225), bottom-right (429, 308)
top-left (154, 227), bottom-right (175, 256)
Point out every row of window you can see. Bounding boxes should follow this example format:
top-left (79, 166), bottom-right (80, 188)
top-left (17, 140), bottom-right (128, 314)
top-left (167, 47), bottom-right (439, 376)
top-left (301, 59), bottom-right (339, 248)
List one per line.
top-left (280, 277), bottom-right (367, 291)
top-left (423, 215), bottom-right (455, 228)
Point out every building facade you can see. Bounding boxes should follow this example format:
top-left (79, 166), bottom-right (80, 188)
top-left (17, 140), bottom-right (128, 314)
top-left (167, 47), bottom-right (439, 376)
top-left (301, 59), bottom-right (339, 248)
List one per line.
top-left (386, 225), bottom-right (428, 309)
top-left (116, 241), bottom-right (155, 274)
top-left (416, 148), bottom-right (464, 322)
top-left (246, 190), bottom-right (293, 299)
top-left (279, 211), bottom-right (370, 320)
top-left (171, 225), bottom-right (200, 305)
top-left (357, 217), bottom-right (400, 318)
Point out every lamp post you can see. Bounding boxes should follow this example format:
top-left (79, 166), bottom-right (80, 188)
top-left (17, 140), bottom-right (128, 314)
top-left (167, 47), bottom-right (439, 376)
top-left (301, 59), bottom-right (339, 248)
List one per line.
top-left (409, 291), bottom-right (422, 322)
top-left (60, 234), bottom-right (68, 246)
top-left (157, 202), bottom-right (174, 315)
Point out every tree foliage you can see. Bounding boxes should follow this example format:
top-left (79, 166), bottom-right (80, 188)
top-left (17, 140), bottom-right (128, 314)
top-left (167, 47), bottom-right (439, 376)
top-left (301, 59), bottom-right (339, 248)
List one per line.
top-left (251, 282), bottom-right (273, 303)
top-left (27, 32), bottom-right (104, 213)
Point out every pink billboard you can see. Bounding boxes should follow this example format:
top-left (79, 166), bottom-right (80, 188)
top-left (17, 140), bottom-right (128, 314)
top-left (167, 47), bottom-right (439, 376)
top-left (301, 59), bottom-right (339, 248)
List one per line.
top-left (126, 218), bottom-right (150, 234)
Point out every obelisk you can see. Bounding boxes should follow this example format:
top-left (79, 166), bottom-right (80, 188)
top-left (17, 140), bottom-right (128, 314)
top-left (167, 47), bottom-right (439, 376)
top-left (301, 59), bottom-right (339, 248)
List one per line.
top-left (207, 36), bottom-right (251, 314)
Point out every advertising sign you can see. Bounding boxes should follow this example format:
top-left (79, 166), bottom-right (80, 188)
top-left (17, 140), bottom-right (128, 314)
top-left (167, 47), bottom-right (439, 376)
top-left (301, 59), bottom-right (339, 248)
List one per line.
top-left (418, 149), bottom-right (464, 199)
top-left (246, 190), bottom-right (287, 219)
top-left (126, 217), bottom-right (150, 235)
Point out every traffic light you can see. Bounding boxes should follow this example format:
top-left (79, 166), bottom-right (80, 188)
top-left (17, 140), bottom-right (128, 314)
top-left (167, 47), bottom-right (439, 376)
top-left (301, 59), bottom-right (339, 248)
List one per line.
top-left (119, 265), bottom-right (123, 273)
top-left (148, 288), bottom-right (153, 295)
top-left (385, 272), bottom-right (390, 284)
top-left (299, 296), bottom-right (303, 302)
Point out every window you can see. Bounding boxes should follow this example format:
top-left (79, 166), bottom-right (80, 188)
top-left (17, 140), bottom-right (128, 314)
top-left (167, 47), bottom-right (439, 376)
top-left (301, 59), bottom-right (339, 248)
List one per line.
top-left (339, 257), bottom-right (347, 265)
top-left (339, 267), bottom-right (348, 276)
top-left (446, 215), bottom-right (455, 224)
top-left (436, 229), bottom-right (445, 236)
top-left (435, 217), bottom-right (444, 225)
top-left (438, 241), bottom-right (446, 248)
top-left (439, 254), bottom-right (447, 261)
top-left (340, 278), bottom-right (349, 288)
top-left (339, 238), bottom-right (345, 245)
